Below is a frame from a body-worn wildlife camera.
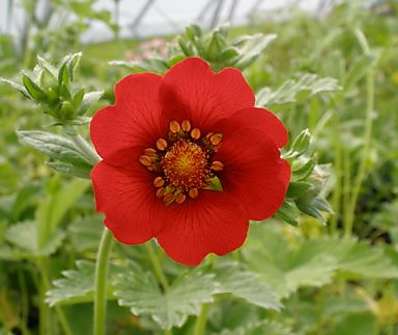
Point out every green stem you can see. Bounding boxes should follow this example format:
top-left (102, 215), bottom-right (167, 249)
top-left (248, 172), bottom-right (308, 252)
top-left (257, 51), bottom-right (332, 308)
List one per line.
top-left (344, 32), bottom-right (375, 238)
top-left (193, 304), bottom-right (209, 335)
top-left (94, 228), bottom-right (113, 335)
top-left (145, 242), bottom-right (169, 290)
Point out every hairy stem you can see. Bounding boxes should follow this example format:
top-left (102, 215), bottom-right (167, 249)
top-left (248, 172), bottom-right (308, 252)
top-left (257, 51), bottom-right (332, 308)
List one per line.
top-left (344, 30), bottom-right (375, 238)
top-left (94, 228), bottom-right (113, 335)
top-left (145, 242), bottom-right (169, 291)
top-left (193, 304), bottom-right (209, 335)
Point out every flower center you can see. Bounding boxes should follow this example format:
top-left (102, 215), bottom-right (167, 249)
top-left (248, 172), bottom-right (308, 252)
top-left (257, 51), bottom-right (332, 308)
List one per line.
top-left (138, 120), bottom-right (224, 206)
top-left (162, 140), bottom-right (208, 190)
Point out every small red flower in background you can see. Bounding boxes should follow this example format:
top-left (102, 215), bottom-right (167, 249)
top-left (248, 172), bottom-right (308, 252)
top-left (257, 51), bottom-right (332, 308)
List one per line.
top-left (90, 57), bottom-right (290, 266)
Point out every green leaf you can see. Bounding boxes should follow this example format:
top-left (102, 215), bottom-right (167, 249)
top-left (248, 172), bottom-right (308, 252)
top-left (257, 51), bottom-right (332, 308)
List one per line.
top-left (5, 221), bottom-right (65, 257)
top-left (0, 77), bottom-right (29, 98)
top-left (22, 73), bottom-right (47, 101)
top-left (46, 260), bottom-right (96, 306)
top-left (214, 261), bottom-right (281, 310)
top-left (17, 130), bottom-right (93, 170)
top-left (243, 223), bottom-right (339, 298)
top-left (234, 34), bottom-right (276, 69)
top-left (77, 90), bottom-right (103, 115)
top-left (114, 262), bottom-right (219, 329)
top-left (203, 176), bottom-right (223, 192)
top-left (257, 73), bottom-right (340, 106)
top-left (68, 215), bottom-right (103, 252)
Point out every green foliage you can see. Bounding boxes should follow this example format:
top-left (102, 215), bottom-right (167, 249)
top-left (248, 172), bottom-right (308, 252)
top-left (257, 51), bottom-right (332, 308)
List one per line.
top-left (256, 73), bottom-right (341, 106)
top-left (17, 130), bottom-right (92, 178)
top-left (46, 260), bottom-right (98, 306)
top-left (114, 262), bottom-right (219, 329)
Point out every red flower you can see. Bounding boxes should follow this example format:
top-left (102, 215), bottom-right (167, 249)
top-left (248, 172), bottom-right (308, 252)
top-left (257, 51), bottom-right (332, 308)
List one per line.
top-left (90, 57), bottom-right (290, 266)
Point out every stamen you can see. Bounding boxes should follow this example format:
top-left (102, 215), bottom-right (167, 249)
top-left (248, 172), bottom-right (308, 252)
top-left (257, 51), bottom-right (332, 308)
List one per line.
top-left (156, 188), bottom-right (165, 198)
top-left (139, 155), bottom-right (152, 167)
top-left (191, 128), bottom-right (201, 140)
top-left (163, 193), bottom-right (176, 206)
top-left (210, 133), bottom-right (223, 146)
top-left (211, 161), bottom-right (224, 171)
top-left (156, 138), bottom-right (168, 151)
top-left (188, 188), bottom-right (199, 199)
top-left (181, 120), bottom-right (191, 132)
top-left (176, 193), bottom-right (186, 204)
top-left (169, 120), bottom-right (181, 133)
top-left (153, 176), bottom-right (165, 188)
top-left (144, 148), bottom-right (157, 156)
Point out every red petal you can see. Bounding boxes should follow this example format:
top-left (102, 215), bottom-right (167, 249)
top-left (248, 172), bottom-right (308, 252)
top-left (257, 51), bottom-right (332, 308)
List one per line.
top-left (91, 158), bottom-right (166, 244)
top-left (160, 57), bottom-right (255, 130)
top-left (216, 107), bottom-right (288, 148)
top-left (90, 73), bottom-right (166, 166)
top-left (215, 126), bottom-right (291, 220)
top-left (156, 192), bottom-right (249, 266)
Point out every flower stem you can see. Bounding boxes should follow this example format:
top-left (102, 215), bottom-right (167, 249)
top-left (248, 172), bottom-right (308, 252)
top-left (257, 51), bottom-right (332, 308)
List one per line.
top-left (193, 304), bottom-right (209, 335)
top-left (94, 228), bottom-right (113, 335)
top-left (145, 242), bottom-right (169, 291)
top-left (344, 30), bottom-right (375, 238)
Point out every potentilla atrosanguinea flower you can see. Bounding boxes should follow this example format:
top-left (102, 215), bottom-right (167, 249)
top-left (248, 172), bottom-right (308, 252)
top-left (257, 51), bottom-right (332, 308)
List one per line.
top-left (90, 57), bottom-right (290, 266)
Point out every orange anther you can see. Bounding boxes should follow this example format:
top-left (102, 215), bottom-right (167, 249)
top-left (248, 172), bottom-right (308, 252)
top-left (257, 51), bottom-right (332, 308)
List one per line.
top-left (181, 120), bottom-right (191, 132)
top-left (139, 155), bottom-right (152, 167)
top-left (191, 128), bottom-right (201, 140)
top-left (144, 148), bottom-right (157, 156)
top-left (169, 120), bottom-right (181, 133)
top-left (211, 161), bottom-right (224, 171)
top-left (163, 193), bottom-right (176, 206)
top-left (176, 193), bottom-right (186, 204)
top-left (210, 133), bottom-right (223, 146)
top-left (156, 138), bottom-right (168, 151)
top-left (188, 188), bottom-right (199, 199)
top-left (153, 176), bottom-right (165, 188)
top-left (156, 188), bottom-right (165, 198)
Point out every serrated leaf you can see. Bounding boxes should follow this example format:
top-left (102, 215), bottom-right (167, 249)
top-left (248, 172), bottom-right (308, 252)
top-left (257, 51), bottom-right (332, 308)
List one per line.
top-left (46, 260), bottom-right (96, 306)
top-left (234, 34), bottom-right (276, 69)
top-left (5, 221), bottom-right (65, 257)
top-left (243, 223), bottom-right (338, 298)
top-left (214, 261), bottom-right (281, 310)
top-left (257, 73), bottom-right (340, 106)
top-left (114, 262), bottom-right (219, 329)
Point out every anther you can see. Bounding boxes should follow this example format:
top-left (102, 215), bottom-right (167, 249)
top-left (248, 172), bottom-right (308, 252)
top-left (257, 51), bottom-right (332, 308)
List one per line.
top-left (211, 160), bottom-right (224, 171)
top-left (156, 188), bottom-right (165, 198)
top-left (188, 188), bottom-right (199, 199)
top-left (153, 176), bottom-right (165, 188)
top-left (181, 120), bottom-right (191, 132)
top-left (163, 193), bottom-right (176, 206)
top-left (191, 128), bottom-right (201, 140)
top-left (176, 193), bottom-right (186, 204)
top-left (144, 148), bottom-right (157, 156)
top-left (169, 120), bottom-right (181, 133)
top-left (139, 155), bottom-right (152, 167)
top-left (210, 133), bottom-right (223, 146)
top-left (156, 138), bottom-right (168, 151)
